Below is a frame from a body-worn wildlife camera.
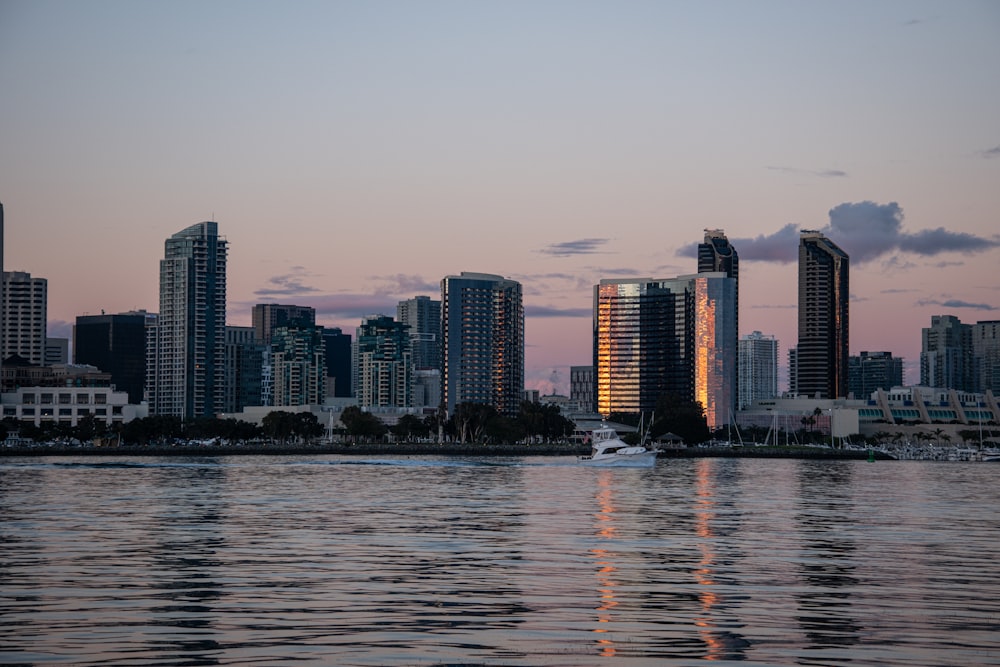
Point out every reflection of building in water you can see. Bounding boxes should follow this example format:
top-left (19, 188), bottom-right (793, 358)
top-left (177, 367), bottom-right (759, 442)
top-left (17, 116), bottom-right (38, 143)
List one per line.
top-left (590, 471), bottom-right (619, 657)
top-left (691, 459), bottom-right (750, 660)
top-left (795, 462), bottom-right (862, 648)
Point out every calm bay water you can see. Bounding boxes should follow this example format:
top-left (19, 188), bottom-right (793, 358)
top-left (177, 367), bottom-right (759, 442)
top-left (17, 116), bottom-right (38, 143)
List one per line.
top-left (1, 455), bottom-right (998, 666)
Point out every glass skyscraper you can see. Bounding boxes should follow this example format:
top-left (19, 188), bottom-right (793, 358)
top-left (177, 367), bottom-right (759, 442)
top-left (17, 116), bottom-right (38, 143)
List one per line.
top-left (594, 273), bottom-right (736, 429)
top-left (441, 272), bottom-right (524, 417)
top-left (152, 221), bottom-right (227, 418)
top-left (797, 230), bottom-right (849, 399)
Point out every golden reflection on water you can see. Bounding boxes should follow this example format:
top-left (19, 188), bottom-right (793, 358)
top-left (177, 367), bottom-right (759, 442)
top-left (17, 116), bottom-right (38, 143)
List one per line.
top-left (694, 458), bottom-right (726, 660)
top-left (590, 470), bottom-right (618, 657)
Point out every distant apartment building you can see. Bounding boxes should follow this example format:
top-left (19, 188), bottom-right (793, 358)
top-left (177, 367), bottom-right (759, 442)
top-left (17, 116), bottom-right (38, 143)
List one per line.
top-left (322, 327), bottom-right (352, 398)
top-left (397, 296), bottom-right (441, 370)
top-left (441, 272), bottom-right (524, 417)
top-left (151, 222), bottom-right (227, 418)
top-left (355, 315), bottom-right (412, 408)
top-left (920, 315), bottom-right (973, 391)
top-left (1, 270), bottom-right (47, 366)
top-left (271, 324), bottom-right (325, 406)
top-left (796, 231), bottom-right (849, 399)
top-left (45, 338), bottom-right (68, 365)
top-left (848, 350), bottom-right (903, 398)
top-left (224, 325), bottom-right (266, 412)
top-left (594, 272), bottom-right (736, 429)
top-left (972, 320), bottom-right (1000, 394)
top-left (74, 311), bottom-right (149, 404)
top-left (738, 331), bottom-right (778, 409)
top-left (252, 304), bottom-right (316, 344)
top-left (570, 365), bottom-right (595, 412)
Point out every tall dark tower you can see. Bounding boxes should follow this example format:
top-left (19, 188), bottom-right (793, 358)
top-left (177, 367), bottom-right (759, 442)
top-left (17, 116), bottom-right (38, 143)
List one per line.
top-left (797, 230), bottom-right (849, 399)
top-left (698, 229), bottom-right (740, 415)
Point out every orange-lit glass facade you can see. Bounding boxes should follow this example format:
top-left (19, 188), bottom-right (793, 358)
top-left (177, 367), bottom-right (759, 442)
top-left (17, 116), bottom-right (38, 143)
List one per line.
top-left (593, 274), bottom-right (735, 427)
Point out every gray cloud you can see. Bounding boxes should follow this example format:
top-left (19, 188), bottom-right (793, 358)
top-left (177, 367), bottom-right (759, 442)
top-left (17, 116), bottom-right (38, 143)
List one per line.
top-left (48, 319), bottom-right (73, 340)
top-left (981, 145), bottom-right (1000, 159)
top-left (525, 305), bottom-right (593, 318)
top-left (679, 223), bottom-right (801, 263)
top-left (766, 165), bottom-right (848, 178)
top-left (370, 273), bottom-right (438, 296)
top-left (681, 201), bottom-right (1000, 266)
top-left (254, 268), bottom-right (322, 297)
top-left (917, 298), bottom-right (996, 311)
top-left (539, 238), bottom-right (611, 256)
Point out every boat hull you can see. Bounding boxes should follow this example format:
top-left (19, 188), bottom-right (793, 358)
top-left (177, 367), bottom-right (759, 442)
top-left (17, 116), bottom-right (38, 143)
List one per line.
top-left (578, 451), bottom-right (659, 467)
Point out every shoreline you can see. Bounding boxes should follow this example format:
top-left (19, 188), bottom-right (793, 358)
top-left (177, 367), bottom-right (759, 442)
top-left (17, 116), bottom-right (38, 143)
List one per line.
top-left (1, 442), bottom-right (893, 460)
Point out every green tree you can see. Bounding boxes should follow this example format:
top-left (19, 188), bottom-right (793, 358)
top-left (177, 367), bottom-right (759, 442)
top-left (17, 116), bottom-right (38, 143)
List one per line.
top-left (339, 406), bottom-right (387, 441)
top-left (451, 402), bottom-right (497, 443)
top-left (650, 393), bottom-right (711, 444)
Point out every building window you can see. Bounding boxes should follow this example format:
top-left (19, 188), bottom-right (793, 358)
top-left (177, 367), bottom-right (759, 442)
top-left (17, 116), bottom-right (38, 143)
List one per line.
top-left (59, 408), bottom-right (72, 416)
top-left (77, 394), bottom-right (89, 404)
top-left (59, 393), bottom-right (71, 404)
top-left (95, 394), bottom-right (107, 405)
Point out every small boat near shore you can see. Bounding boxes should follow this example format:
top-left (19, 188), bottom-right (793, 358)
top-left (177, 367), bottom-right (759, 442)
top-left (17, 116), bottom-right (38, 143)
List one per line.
top-left (579, 424), bottom-right (660, 467)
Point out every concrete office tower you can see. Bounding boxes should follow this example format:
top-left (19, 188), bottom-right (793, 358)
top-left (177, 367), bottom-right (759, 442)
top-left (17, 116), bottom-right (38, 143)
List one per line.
top-left (45, 338), bottom-right (68, 365)
top-left (1, 271), bottom-right (48, 366)
top-left (972, 320), bottom-right (1000, 394)
top-left (356, 315), bottom-right (412, 408)
top-left (252, 304), bottom-right (316, 344)
top-left (570, 365), bottom-right (595, 412)
top-left (848, 350), bottom-right (904, 399)
top-left (593, 273), bottom-right (736, 429)
top-left (797, 230), bottom-right (849, 399)
top-left (920, 315), bottom-right (973, 391)
top-left (397, 295), bottom-right (441, 371)
top-left (321, 327), bottom-right (352, 398)
top-left (271, 325), bottom-right (325, 406)
top-left (153, 222), bottom-right (227, 418)
top-left (441, 272), bottom-right (524, 417)
top-left (738, 331), bottom-right (778, 409)
top-left (74, 312), bottom-right (148, 404)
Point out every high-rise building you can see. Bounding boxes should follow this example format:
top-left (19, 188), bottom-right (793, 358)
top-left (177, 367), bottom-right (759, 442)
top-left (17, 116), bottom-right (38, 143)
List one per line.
top-left (397, 296), bottom-right (441, 371)
top-left (321, 327), bottom-right (352, 398)
top-left (152, 222), bottom-right (227, 418)
top-left (972, 320), bottom-right (1000, 394)
top-left (44, 338), bottom-right (68, 365)
top-left (796, 230), bottom-right (849, 399)
top-left (848, 350), bottom-right (903, 399)
top-left (570, 365), bottom-right (595, 412)
top-left (920, 315), bottom-right (973, 390)
top-left (788, 347), bottom-right (798, 396)
top-left (738, 331), bottom-right (778, 409)
top-left (593, 273), bottom-right (736, 429)
top-left (355, 315), bottom-right (412, 408)
top-left (698, 228), bottom-right (739, 335)
top-left (252, 304), bottom-right (316, 344)
top-left (441, 272), bottom-right (524, 417)
top-left (271, 324), bottom-right (325, 406)
top-left (1, 271), bottom-right (47, 366)
top-left (224, 325), bottom-right (265, 412)
top-left (74, 311), bottom-right (148, 404)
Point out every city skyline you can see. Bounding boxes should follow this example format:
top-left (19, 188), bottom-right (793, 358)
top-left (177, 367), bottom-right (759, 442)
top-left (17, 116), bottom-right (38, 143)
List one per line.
top-left (2, 2), bottom-right (998, 394)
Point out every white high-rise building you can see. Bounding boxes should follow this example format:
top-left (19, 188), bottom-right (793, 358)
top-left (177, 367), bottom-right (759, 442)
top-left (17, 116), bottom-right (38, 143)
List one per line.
top-left (738, 331), bottom-right (778, 409)
top-left (151, 222), bottom-right (227, 418)
top-left (1, 270), bottom-right (47, 366)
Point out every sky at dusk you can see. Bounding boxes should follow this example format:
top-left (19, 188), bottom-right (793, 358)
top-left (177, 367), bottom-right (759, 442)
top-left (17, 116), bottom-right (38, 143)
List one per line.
top-left (2, 0), bottom-right (998, 395)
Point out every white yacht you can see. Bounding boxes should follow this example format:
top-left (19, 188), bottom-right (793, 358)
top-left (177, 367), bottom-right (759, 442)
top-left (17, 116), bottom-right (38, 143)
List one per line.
top-left (579, 424), bottom-right (660, 467)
